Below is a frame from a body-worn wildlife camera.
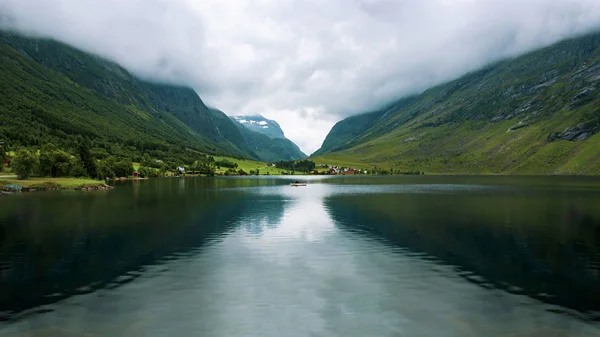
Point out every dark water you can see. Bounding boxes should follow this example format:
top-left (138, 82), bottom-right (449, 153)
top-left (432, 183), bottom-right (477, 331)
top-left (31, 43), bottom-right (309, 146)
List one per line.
top-left (1, 176), bottom-right (600, 336)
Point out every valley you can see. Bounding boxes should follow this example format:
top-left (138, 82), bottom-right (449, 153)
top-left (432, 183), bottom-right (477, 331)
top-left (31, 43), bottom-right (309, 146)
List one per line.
top-left (312, 32), bottom-right (600, 175)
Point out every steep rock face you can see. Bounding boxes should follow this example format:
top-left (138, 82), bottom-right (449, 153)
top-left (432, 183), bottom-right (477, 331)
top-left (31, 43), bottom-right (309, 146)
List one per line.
top-left (229, 116), bottom-right (306, 162)
top-left (314, 32), bottom-right (600, 174)
top-left (231, 115), bottom-right (286, 139)
top-left (0, 32), bottom-right (258, 159)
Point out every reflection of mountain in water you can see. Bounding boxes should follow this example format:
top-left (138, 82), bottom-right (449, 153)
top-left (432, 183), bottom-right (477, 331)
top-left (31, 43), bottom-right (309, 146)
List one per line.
top-left (2, 177), bottom-right (600, 328)
top-left (0, 179), bottom-right (286, 320)
top-left (324, 192), bottom-right (600, 319)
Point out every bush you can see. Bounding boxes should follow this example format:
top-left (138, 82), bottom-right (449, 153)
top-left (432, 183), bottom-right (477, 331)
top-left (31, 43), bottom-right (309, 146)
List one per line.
top-left (138, 166), bottom-right (160, 178)
top-left (215, 159), bottom-right (238, 169)
top-left (190, 161), bottom-right (215, 176)
top-left (70, 161), bottom-right (88, 177)
top-left (96, 160), bottom-right (115, 180)
top-left (39, 143), bottom-right (75, 177)
top-left (224, 168), bottom-right (238, 176)
top-left (12, 148), bottom-right (39, 180)
top-left (113, 158), bottom-right (134, 178)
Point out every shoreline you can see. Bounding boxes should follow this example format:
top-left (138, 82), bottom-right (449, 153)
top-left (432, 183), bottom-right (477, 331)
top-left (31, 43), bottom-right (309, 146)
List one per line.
top-left (1, 178), bottom-right (113, 194)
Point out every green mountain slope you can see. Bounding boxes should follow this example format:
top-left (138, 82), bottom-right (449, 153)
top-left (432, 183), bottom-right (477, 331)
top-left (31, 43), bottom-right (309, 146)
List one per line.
top-left (228, 115), bottom-right (307, 162)
top-left (312, 97), bottom-right (418, 157)
top-left (313, 32), bottom-right (600, 174)
top-left (0, 32), bottom-right (258, 161)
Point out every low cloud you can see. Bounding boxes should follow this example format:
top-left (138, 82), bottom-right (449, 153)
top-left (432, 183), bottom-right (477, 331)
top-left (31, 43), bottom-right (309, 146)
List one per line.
top-left (1, 0), bottom-right (600, 154)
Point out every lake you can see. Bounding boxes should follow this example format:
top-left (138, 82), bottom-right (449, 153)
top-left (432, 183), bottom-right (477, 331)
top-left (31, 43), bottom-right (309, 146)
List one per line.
top-left (1, 176), bottom-right (599, 336)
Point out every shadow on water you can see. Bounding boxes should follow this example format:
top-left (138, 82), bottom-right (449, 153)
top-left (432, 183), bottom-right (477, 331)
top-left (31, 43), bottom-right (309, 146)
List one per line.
top-left (0, 178), bottom-right (287, 321)
top-left (324, 186), bottom-right (600, 321)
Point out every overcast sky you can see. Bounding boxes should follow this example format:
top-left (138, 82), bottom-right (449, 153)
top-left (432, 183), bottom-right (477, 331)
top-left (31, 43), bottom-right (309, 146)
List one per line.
top-left (1, 0), bottom-right (600, 154)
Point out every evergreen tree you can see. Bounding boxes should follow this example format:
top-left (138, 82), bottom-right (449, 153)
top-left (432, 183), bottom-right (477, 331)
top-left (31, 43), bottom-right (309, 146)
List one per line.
top-left (0, 145), bottom-right (6, 170)
top-left (78, 140), bottom-right (98, 178)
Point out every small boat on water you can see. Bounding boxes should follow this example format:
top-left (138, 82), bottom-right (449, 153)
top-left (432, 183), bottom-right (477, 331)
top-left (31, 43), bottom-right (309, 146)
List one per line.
top-left (290, 181), bottom-right (307, 187)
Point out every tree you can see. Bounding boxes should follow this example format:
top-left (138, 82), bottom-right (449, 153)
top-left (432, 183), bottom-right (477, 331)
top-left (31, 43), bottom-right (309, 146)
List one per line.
top-left (78, 140), bottom-right (97, 178)
top-left (215, 159), bottom-right (237, 169)
top-left (39, 143), bottom-right (75, 177)
top-left (70, 160), bottom-right (88, 177)
top-left (12, 148), bottom-right (39, 180)
top-left (96, 160), bottom-right (115, 180)
top-left (112, 158), bottom-right (134, 177)
top-left (0, 145), bottom-right (6, 169)
top-left (138, 166), bottom-right (160, 178)
top-left (141, 153), bottom-right (153, 167)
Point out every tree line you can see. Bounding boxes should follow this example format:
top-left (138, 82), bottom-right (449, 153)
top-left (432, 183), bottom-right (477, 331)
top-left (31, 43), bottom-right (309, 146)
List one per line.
top-left (3, 138), bottom-right (221, 180)
top-left (273, 159), bottom-right (316, 173)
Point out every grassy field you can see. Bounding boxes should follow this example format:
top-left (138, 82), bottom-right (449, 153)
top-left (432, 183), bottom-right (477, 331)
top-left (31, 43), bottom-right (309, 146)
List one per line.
top-left (212, 156), bottom-right (309, 175)
top-left (0, 177), bottom-right (104, 188)
top-left (311, 155), bottom-right (372, 170)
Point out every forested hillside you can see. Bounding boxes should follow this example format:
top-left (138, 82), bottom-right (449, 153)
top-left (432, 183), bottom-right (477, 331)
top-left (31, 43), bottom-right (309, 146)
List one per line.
top-left (0, 32), bottom-right (258, 164)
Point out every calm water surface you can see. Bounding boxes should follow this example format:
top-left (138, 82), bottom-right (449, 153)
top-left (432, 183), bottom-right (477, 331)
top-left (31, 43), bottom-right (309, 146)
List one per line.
top-left (1, 176), bottom-right (599, 336)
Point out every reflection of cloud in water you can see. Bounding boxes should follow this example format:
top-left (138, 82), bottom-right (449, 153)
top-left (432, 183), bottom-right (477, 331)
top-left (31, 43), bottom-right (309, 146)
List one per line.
top-left (2, 182), bottom-right (599, 337)
top-left (242, 184), bottom-right (336, 241)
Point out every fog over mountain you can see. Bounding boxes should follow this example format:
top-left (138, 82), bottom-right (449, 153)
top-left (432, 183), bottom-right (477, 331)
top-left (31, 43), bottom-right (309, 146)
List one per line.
top-left (1, 0), bottom-right (599, 153)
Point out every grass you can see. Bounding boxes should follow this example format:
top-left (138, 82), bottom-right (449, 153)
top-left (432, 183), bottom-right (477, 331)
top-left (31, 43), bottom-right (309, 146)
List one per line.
top-left (0, 177), bottom-right (104, 188)
top-left (310, 33), bottom-right (600, 175)
top-left (311, 154), bottom-right (371, 170)
top-left (212, 156), bottom-right (308, 175)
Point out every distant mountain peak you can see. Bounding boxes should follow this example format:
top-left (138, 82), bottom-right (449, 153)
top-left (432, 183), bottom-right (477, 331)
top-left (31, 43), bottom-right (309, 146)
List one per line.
top-left (229, 114), bottom-right (307, 161)
top-left (232, 115), bottom-right (285, 139)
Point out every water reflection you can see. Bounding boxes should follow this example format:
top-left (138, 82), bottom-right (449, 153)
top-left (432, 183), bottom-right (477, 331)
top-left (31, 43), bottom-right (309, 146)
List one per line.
top-left (325, 190), bottom-right (600, 319)
top-left (0, 177), bottom-right (599, 336)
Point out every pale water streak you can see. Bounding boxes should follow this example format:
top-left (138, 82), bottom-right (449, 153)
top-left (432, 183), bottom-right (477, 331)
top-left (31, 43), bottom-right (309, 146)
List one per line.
top-left (0, 176), bottom-right (599, 336)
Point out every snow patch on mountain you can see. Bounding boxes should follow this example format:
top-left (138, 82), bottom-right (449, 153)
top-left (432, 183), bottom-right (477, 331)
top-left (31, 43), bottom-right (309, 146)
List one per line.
top-left (232, 115), bottom-right (285, 139)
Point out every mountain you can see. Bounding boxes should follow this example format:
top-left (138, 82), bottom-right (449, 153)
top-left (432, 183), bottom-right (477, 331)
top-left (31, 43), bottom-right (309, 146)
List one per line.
top-left (231, 115), bottom-right (286, 139)
top-left (0, 32), bottom-right (259, 161)
top-left (229, 115), bottom-right (307, 162)
top-left (313, 32), bottom-right (600, 174)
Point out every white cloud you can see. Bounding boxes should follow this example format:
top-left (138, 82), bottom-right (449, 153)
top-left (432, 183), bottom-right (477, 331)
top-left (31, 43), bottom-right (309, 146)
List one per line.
top-left (1, 0), bottom-right (600, 154)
